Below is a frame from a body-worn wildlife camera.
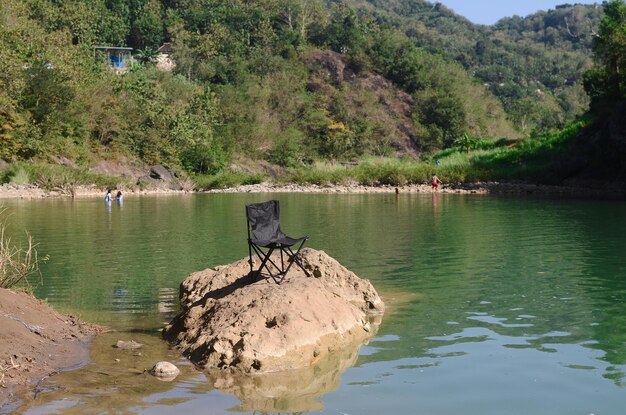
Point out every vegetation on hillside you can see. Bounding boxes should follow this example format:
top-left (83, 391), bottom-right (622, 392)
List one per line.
top-left (584, 0), bottom-right (626, 110)
top-left (285, 120), bottom-right (589, 187)
top-left (0, 0), bottom-right (520, 172)
top-left (0, 0), bottom-right (624, 189)
top-left (350, 0), bottom-right (603, 134)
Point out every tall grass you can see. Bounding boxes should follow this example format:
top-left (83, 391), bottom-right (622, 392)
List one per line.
top-left (469, 120), bottom-right (587, 182)
top-left (286, 120), bottom-right (586, 186)
top-left (0, 121), bottom-right (586, 192)
top-left (1, 162), bottom-right (124, 192)
top-left (0, 207), bottom-right (45, 290)
top-left (8, 168), bottom-right (30, 185)
top-left (192, 170), bottom-right (265, 190)
top-left (288, 158), bottom-right (434, 186)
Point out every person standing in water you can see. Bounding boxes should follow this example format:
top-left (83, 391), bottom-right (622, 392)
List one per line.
top-left (116, 191), bottom-right (123, 203)
top-left (431, 174), bottom-right (441, 191)
top-left (104, 189), bottom-right (112, 203)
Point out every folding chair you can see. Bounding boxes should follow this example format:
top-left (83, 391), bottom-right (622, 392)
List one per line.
top-left (246, 200), bottom-right (310, 284)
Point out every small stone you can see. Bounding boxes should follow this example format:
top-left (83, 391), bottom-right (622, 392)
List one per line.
top-left (150, 361), bottom-right (180, 381)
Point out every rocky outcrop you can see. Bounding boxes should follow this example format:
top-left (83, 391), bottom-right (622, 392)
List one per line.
top-left (163, 248), bottom-right (384, 374)
top-left (137, 165), bottom-right (183, 190)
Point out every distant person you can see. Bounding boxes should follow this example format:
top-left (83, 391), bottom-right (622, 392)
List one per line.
top-left (431, 174), bottom-right (441, 191)
top-left (116, 191), bottom-right (123, 203)
top-left (104, 189), bottom-right (112, 203)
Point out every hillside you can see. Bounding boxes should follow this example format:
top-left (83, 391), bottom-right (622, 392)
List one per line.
top-left (347, 0), bottom-right (603, 133)
top-left (0, 0), bottom-right (622, 190)
top-left (0, 0), bottom-right (517, 170)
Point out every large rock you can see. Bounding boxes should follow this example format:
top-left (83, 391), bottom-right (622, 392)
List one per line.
top-left (136, 165), bottom-right (183, 190)
top-left (163, 248), bottom-right (384, 374)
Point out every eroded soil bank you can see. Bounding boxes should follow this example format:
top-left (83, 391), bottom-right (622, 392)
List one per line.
top-left (0, 288), bottom-right (102, 410)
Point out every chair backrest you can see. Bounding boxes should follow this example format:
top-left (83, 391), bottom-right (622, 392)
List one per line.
top-left (246, 200), bottom-right (284, 243)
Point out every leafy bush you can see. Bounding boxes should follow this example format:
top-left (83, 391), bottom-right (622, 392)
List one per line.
top-left (270, 128), bottom-right (307, 168)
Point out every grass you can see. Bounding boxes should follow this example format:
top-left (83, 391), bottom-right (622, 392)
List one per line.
top-left (192, 170), bottom-right (266, 190)
top-left (0, 207), bottom-right (45, 290)
top-left (8, 167), bottom-right (30, 185)
top-left (285, 120), bottom-right (587, 186)
top-left (0, 161), bottom-right (267, 192)
top-left (1, 162), bottom-right (124, 192)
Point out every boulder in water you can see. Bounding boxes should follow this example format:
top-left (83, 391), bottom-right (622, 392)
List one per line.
top-left (163, 248), bottom-right (384, 374)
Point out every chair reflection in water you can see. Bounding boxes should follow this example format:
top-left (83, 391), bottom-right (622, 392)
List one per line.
top-left (246, 200), bottom-right (310, 284)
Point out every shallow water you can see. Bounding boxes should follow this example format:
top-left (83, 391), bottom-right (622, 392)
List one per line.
top-left (3, 193), bottom-right (626, 414)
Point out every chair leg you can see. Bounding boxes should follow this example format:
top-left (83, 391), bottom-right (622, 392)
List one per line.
top-left (281, 239), bottom-right (310, 278)
top-left (250, 245), bottom-right (285, 284)
top-left (248, 239), bottom-right (254, 276)
top-left (253, 246), bottom-right (273, 278)
top-left (250, 241), bottom-right (309, 284)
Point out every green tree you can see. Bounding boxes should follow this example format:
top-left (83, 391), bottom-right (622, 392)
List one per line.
top-left (171, 86), bottom-right (226, 173)
top-left (130, 0), bottom-right (164, 50)
top-left (586, 0), bottom-right (626, 103)
top-left (0, 92), bottom-right (24, 160)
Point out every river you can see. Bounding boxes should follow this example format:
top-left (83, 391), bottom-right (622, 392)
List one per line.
top-left (3, 192), bottom-right (626, 414)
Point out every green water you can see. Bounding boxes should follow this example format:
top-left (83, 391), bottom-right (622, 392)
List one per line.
top-left (3, 193), bottom-right (626, 414)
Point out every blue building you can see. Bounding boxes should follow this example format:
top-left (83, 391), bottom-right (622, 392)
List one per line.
top-left (94, 46), bottom-right (133, 71)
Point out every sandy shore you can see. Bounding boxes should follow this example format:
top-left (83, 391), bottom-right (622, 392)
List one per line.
top-left (1, 181), bottom-right (621, 199)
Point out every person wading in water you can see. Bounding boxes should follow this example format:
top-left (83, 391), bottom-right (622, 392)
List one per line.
top-left (431, 174), bottom-right (442, 191)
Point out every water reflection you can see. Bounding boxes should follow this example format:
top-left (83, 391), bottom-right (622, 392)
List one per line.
top-left (24, 328), bottom-right (377, 414)
top-left (209, 339), bottom-right (363, 413)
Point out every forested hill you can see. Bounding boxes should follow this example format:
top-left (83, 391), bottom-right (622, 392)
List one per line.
top-left (348, 1), bottom-right (603, 133)
top-left (0, 0), bottom-right (613, 182)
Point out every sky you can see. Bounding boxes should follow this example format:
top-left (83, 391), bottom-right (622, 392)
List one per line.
top-left (436, 0), bottom-right (601, 25)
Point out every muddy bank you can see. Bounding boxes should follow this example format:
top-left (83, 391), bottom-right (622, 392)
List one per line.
top-left (0, 288), bottom-right (102, 409)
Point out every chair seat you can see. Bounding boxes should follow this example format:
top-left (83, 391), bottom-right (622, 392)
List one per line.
top-left (252, 235), bottom-right (308, 248)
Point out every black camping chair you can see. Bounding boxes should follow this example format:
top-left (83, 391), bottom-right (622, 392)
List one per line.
top-left (246, 200), bottom-right (310, 284)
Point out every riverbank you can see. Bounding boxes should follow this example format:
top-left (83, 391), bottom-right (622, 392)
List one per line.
top-left (1, 180), bottom-right (622, 199)
top-left (205, 180), bottom-right (622, 197)
top-left (0, 183), bottom-right (191, 199)
top-left (0, 289), bottom-right (102, 409)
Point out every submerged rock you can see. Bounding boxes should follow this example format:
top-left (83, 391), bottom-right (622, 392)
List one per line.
top-left (163, 248), bottom-right (384, 374)
top-left (115, 340), bottom-right (143, 350)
